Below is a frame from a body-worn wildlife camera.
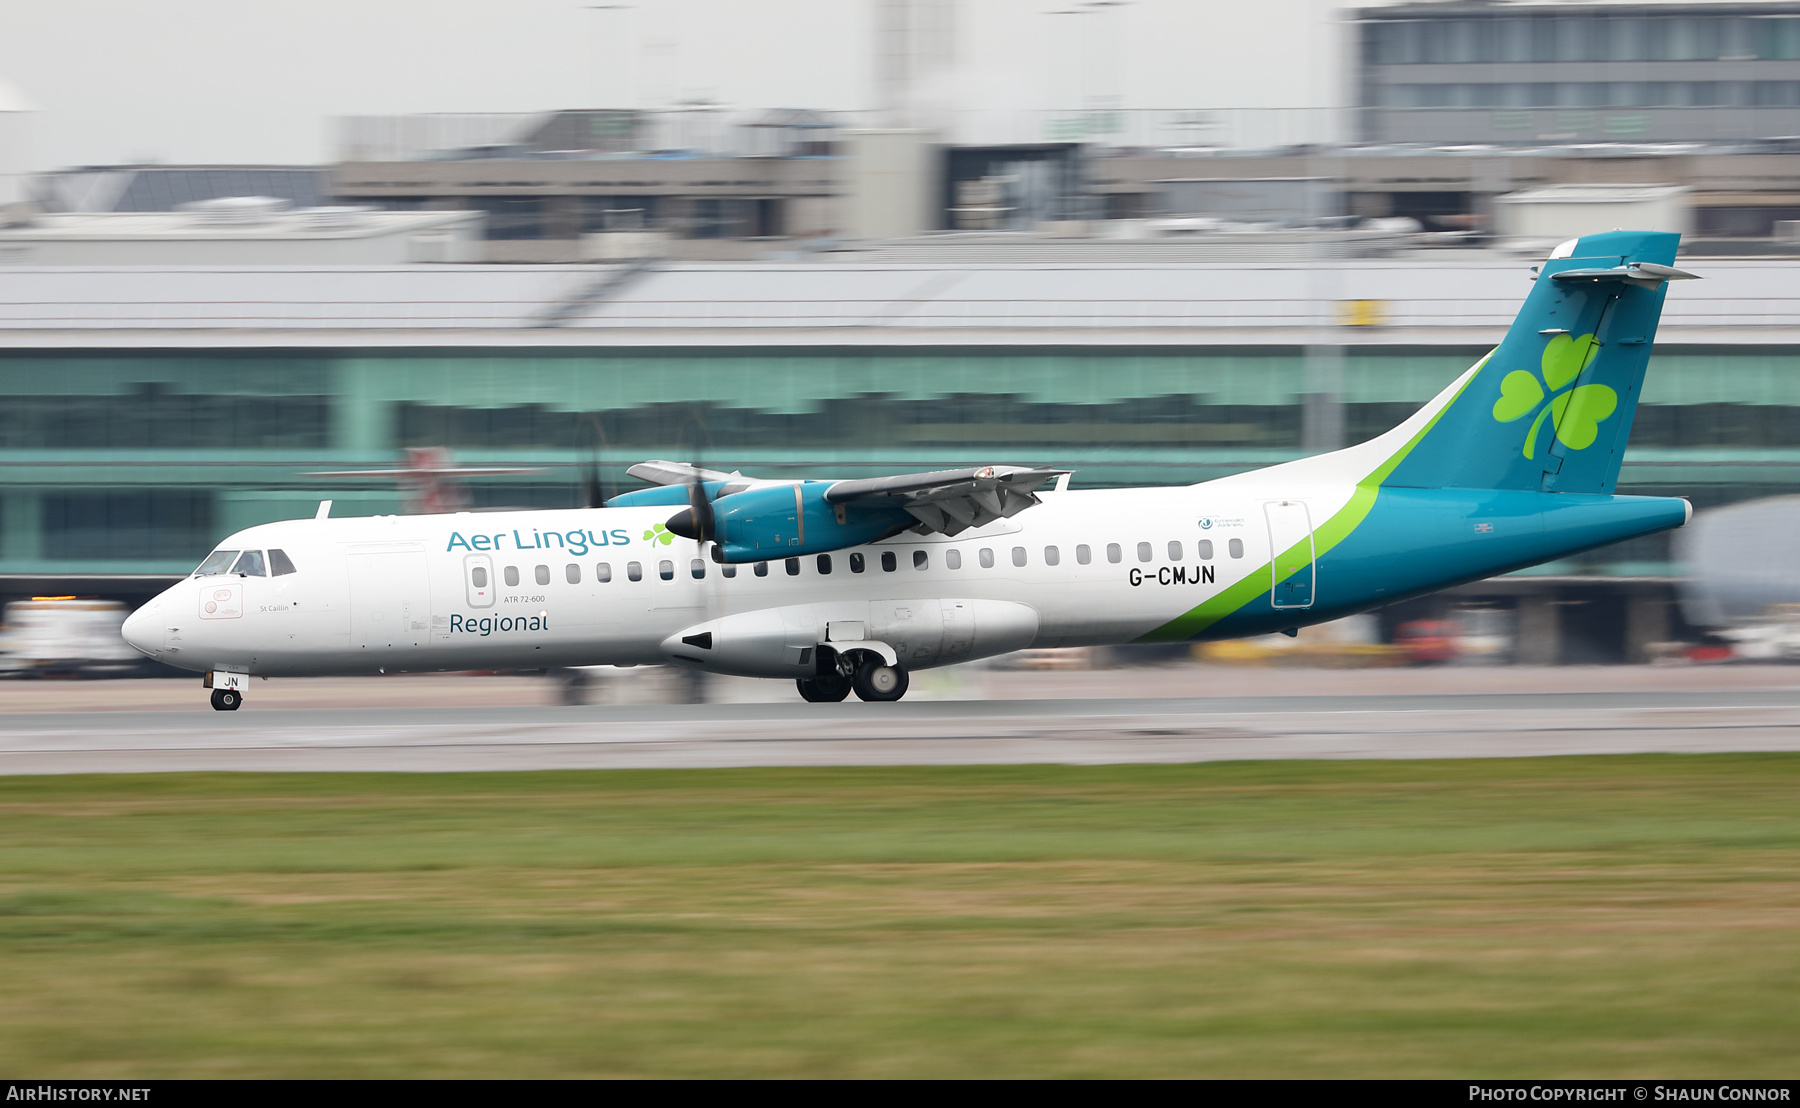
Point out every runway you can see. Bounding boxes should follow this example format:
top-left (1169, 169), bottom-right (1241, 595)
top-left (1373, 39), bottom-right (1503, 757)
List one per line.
top-left (3, 669), bottom-right (1799, 773)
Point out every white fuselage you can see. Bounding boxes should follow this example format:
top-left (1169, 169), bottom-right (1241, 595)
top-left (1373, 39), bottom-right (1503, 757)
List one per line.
top-left (121, 479), bottom-right (1344, 679)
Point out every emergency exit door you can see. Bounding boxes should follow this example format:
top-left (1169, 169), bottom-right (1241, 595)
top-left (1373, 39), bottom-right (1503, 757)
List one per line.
top-left (1265, 500), bottom-right (1315, 609)
top-left (349, 549), bottom-right (433, 650)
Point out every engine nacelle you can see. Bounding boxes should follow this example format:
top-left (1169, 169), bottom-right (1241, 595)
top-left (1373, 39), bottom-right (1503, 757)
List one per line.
top-left (660, 598), bottom-right (1040, 678)
top-left (701, 483), bottom-right (911, 564)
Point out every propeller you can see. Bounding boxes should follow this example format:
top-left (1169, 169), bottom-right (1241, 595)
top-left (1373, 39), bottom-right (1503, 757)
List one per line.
top-left (577, 414), bottom-right (611, 509)
top-left (662, 410), bottom-right (720, 554)
top-left (689, 472), bottom-right (717, 547)
top-left (664, 466), bottom-right (719, 552)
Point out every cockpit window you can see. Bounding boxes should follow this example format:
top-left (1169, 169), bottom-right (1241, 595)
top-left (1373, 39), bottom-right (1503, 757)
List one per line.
top-left (194, 550), bottom-right (239, 576)
top-left (231, 550), bottom-right (267, 577)
top-left (269, 549), bottom-right (297, 576)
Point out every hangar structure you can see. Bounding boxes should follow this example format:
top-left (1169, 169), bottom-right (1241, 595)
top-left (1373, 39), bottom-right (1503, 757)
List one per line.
top-left (3, 253), bottom-right (1799, 660)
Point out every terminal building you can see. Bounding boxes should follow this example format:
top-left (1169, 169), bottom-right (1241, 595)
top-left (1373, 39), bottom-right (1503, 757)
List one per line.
top-left (1356, 0), bottom-right (1800, 146)
top-left (4, 251), bottom-right (1800, 662)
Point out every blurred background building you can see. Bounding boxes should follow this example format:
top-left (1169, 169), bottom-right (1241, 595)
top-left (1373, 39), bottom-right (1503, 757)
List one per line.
top-left (12, 0), bottom-right (1800, 666)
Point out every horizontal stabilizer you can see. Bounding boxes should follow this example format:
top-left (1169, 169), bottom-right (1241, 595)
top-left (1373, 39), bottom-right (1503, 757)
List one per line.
top-left (1550, 261), bottom-right (1700, 289)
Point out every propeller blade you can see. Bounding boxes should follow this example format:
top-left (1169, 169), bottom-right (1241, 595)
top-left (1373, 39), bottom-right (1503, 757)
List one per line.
top-left (664, 477), bottom-right (717, 544)
top-left (689, 475), bottom-right (716, 543)
top-left (581, 460), bottom-right (604, 509)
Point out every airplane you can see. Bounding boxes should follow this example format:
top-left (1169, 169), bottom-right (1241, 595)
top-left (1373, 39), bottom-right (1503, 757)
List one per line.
top-left (306, 446), bottom-right (545, 515)
top-left (122, 230), bottom-right (1699, 711)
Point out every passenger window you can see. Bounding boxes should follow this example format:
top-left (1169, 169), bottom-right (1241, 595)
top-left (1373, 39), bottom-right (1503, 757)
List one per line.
top-left (627, 561), bottom-right (643, 582)
top-left (913, 550), bottom-right (928, 570)
top-left (1197, 540), bottom-right (1213, 560)
top-left (268, 549), bottom-right (298, 576)
top-left (566, 563), bottom-right (581, 584)
top-left (1168, 541), bottom-right (1183, 561)
top-left (817, 554), bottom-right (832, 575)
top-left (691, 559), bottom-right (706, 579)
top-left (231, 550), bottom-right (266, 577)
top-left (1137, 542), bottom-right (1152, 563)
top-left (1076, 544), bottom-right (1091, 565)
top-left (785, 557), bottom-right (801, 576)
top-left (471, 566), bottom-right (489, 588)
top-left (194, 550), bottom-right (238, 576)
top-left (979, 548), bottom-right (995, 568)
top-left (1106, 543), bottom-right (1122, 564)
top-left (535, 565), bottom-right (551, 586)
top-left (659, 560), bottom-right (674, 581)
top-left (504, 566), bottom-right (520, 587)
top-left (881, 551), bottom-right (897, 572)
top-left (850, 553), bottom-right (865, 573)
top-left (946, 549), bottom-right (961, 570)
top-left (754, 561), bottom-right (769, 577)
top-left (722, 564), bottom-right (737, 578)
top-left (1229, 538), bottom-right (1244, 559)
top-left (1011, 546), bottom-right (1026, 567)
top-left (596, 563), bottom-right (612, 583)
top-left (1044, 546), bottom-right (1059, 566)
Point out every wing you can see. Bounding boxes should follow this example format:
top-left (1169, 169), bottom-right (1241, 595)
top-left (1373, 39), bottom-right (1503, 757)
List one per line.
top-left (824, 465), bottom-right (1068, 537)
top-left (625, 459), bottom-right (742, 487)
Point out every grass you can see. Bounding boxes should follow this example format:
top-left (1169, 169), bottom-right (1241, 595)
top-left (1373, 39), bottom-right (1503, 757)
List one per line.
top-left (0, 757), bottom-right (1796, 1077)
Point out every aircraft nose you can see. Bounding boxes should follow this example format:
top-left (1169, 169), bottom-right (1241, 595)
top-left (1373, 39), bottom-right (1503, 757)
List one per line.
top-left (121, 597), bottom-right (162, 657)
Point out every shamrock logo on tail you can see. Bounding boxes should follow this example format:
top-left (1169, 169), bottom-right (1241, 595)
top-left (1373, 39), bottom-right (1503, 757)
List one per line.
top-left (644, 522), bottom-right (675, 545)
top-left (1491, 333), bottom-right (1618, 459)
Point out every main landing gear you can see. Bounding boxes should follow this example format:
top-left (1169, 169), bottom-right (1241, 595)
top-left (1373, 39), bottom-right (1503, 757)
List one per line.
top-left (209, 688), bottom-right (242, 711)
top-left (796, 672), bottom-right (851, 703)
top-left (796, 655), bottom-right (909, 703)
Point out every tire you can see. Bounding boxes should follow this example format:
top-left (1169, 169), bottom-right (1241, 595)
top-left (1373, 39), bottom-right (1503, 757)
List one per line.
top-left (796, 673), bottom-right (852, 703)
top-left (851, 659), bottom-right (909, 703)
top-left (210, 688), bottom-right (242, 712)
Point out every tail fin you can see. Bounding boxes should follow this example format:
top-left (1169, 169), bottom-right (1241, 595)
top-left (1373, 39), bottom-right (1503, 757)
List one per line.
top-left (1381, 230), bottom-right (1692, 495)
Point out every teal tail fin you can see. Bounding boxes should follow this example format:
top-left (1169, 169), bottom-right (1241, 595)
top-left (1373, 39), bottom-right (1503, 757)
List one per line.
top-left (1381, 230), bottom-right (1693, 495)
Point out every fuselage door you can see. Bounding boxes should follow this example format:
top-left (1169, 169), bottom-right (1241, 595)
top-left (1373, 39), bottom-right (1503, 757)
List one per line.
top-left (464, 554), bottom-right (496, 609)
top-left (1265, 499), bottom-right (1316, 609)
top-left (348, 548), bottom-right (433, 650)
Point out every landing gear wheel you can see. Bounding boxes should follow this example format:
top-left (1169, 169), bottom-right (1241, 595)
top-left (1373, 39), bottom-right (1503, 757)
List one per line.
top-left (796, 673), bottom-right (852, 703)
top-left (209, 688), bottom-right (242, 712)
top-left (852, 659), bottom-right (909, 703)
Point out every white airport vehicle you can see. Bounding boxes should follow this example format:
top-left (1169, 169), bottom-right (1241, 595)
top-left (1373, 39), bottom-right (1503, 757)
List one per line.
top-left (2, 598), bottom-right (143, 678)
top-left (123, 232), bottom-right (1699, 711)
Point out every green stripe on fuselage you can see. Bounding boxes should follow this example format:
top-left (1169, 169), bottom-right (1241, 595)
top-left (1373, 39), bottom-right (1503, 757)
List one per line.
top-left (1136, 364), bottom-right (1483, 643)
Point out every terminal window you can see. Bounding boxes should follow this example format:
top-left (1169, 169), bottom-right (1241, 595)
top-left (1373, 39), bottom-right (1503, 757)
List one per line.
top-left (41, 491), bottom-right (213, 562)
top-left (0, 378), bottom-right (329, 450)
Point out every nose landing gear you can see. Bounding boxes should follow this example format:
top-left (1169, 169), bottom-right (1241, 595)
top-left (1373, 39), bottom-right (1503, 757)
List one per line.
top-left (205, 670), bottom-right (247, 711)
